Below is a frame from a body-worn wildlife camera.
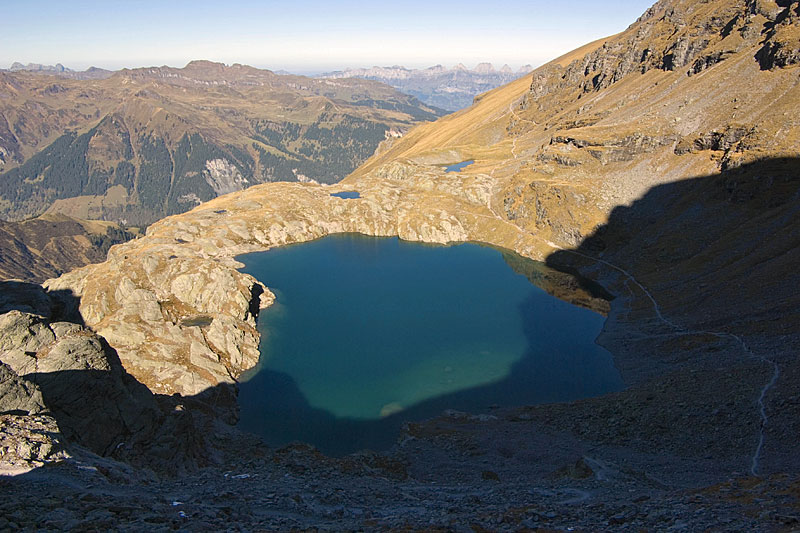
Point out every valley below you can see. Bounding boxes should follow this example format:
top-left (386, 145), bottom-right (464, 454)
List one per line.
top-left (2, 0), bottom-right (800, 530)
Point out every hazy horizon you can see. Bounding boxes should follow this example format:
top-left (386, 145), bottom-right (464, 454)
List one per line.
top-left (2, 0), bottom-right (654, 74)
top-left (2, 59), bottom-right (542, 77)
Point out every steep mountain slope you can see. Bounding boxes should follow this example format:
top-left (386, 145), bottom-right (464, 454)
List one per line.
top-left (321, 63), bottom-right (532, 111)
top-left (347, 0), bottom-right (800, 472)
top-left (0, 61), bottom-right (441, 224)
top-left (351, 0), bottom-right (799, 252)
top-left (0, 213), bottom-right (137, 282)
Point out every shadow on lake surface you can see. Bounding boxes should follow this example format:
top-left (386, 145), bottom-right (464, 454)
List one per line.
top-left (236, 236), bottom-right (623, 455)
top-left (238, 294), bottom-right (623, 455)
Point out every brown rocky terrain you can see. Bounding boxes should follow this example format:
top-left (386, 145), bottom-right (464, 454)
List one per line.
top-left (0, 213), bottom-right (137, 282)
top-left (1, 0), bottom-right (799, 529)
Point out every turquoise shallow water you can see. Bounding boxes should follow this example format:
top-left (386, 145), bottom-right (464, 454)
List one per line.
top-left (236, 234), bottom-right (623, 455)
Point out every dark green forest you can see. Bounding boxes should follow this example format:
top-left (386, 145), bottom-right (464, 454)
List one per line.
top-left (0, 112), bottom-right (392, 224)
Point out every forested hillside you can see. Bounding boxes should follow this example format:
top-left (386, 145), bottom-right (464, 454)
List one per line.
top-left (0, 61), bottom-right (442, 224)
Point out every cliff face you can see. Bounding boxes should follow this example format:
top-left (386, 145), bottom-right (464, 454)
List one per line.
top-left (529, 0), bottom-right (795, 96)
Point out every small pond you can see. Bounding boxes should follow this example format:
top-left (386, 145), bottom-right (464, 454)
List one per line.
top-left (445, 160), bottom-right (474, 172)
top-left (236, 234), bottom-right (622, 455)
top-left (330, 191), bottom-right (361, 199)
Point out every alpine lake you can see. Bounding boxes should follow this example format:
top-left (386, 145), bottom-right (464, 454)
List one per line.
top-left (236, 234), bottom-right (623, 455)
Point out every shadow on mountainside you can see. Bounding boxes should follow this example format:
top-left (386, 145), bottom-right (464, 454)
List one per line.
top-left (543, 156), bottom-right (800, 474)
top-left (0, 280), bottom-right (84, 325)
top-left (545, 157), bottom-right (800, 340)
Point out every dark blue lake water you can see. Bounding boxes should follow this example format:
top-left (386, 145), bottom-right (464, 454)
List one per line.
top-left (445, 160), bottom-right (474, 172)
top-left (236, 234), bottom-right (622, 455)
top-left (330, 191), bottom-right (360, 199)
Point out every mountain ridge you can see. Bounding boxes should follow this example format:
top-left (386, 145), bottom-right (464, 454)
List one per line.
top-left (5, 62), bottom-right (114, 80)
top-left (323, 62), bottom-right (533, 79)
top-left (0, 213), bottom-right (136, 283)
top-left (321, 62), bottom-right (534, 111)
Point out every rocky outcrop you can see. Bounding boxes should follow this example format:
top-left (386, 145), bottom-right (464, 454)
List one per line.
top-left (204, 158), bottom-right (249, 196)
top-left (0, 281), bottom-right (224, 474)
top-left (755, 1), bottom-right (800, 68)
top-left (0, 414), bottom-right (68, 472)
top-left (0, 114), bottom-right (22, 168)
top-left (521, 0), bottom-right (797, 119)
top-left (0, 337), bottom-right (70, 473)
top-left (1, 310), bottom-right (160, 456)
top-left (0, 361), bottom-right (45, 416)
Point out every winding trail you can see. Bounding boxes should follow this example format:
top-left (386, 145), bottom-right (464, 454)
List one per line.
top-left (507, 96), bottom-right (536, 159)
top-left (479, 98), bottom-right (781, 476)
top-left (541, 223), bottom-right (777, 477)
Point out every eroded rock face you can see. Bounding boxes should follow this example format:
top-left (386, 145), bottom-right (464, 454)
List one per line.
top-left (0, 361), bottom-right (45, 416)
top-left (529, 0), bottom-right (794, 98)
top-left (204, 158), bottom-right (249, 196)
top-left (0, 305), bottom-right (153, 456)
top-left (756, 2), bottom-right (800, 69)
top-left (51, 251), bottom-right (270, 396)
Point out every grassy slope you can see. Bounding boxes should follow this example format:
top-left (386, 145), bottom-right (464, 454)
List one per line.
top-left (0, 213), bottom-right (137, 282)
top-left (347, 36), bottom-right (616, 178)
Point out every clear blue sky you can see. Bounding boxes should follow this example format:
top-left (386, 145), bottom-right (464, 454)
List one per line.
top-left (2, 0), bottom-right (655, 73)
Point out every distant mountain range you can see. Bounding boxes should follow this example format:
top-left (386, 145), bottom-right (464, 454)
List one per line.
top-left (0, 60), bottom-right (442, 225)
top-left (6, 61), bottom-right (532, 112)
top-left (6, 62), bottom-right (114, 80)
top-left (321, 63), bottom-right (534, 111)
